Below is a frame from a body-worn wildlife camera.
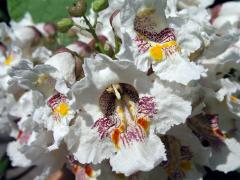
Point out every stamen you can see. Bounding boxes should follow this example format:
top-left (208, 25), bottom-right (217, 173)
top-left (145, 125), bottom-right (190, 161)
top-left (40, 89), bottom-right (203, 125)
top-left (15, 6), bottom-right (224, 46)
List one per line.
top-left (95, 84), bottom-right (155, 150)
top-left (112, 84), bottom-right (121, 100)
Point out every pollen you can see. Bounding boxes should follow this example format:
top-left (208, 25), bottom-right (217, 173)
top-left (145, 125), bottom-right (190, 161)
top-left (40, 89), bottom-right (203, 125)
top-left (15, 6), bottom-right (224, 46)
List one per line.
top-left (54, 102), bottom-right (69, 117)
top-left (4, 54), bottom-right (14, 65)
top-left (149, 45), bottom-right (163, 62)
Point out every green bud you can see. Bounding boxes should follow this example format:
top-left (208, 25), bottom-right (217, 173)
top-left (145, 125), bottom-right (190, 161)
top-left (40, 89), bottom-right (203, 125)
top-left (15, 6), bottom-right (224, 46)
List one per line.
top-left (57, 18), bottom-right (73, 33)
top-left (92, 0), bottom-right (109, 13)
top-left (104, 43), bottom-right (114, 57)
top-left (68, 0), bottom-right (87, 17)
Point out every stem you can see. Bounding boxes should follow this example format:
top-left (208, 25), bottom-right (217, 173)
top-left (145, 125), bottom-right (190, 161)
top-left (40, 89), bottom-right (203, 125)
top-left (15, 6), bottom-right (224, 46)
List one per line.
top-left (82, 15), bottom-right (106, 54)
top-left (74, 23), bottom-right (89, 32)
top-left (93, 14), bottom-right (98, 28)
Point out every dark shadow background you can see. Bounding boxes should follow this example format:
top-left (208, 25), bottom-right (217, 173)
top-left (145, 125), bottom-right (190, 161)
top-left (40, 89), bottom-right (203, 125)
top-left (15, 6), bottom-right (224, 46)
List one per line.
top-left (0, 0), bottom-right (240, 179)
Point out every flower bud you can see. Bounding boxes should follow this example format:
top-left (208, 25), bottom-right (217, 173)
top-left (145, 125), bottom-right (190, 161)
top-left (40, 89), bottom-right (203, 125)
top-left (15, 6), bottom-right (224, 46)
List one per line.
top-left (44, 23), bottom-right (57, 37)
top-left (103, 43), bottom-right (114, 57)
top-left (68, 0), bottom-right (87, 17)
top-left (57, 18), bottom-right (74, 33)
top-left (92, 0), bottom-right (109, 13)
top-left (88, 35), bottom-right (107, 50)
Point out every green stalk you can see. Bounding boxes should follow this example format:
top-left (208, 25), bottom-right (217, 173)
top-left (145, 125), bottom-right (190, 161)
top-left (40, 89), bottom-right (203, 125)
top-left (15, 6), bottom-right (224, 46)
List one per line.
top-left (82, 15), bottom-right (106, 54)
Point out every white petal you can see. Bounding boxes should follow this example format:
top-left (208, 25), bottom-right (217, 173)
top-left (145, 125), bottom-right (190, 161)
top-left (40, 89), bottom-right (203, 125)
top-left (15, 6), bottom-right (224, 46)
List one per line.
top-left (110, 134), bottom-right (166, 176)
top-left (153, 54), bottom-right (206, 85)
top-left (45, 52), bottom-right (76, 84)
top-left (151, 81), bottom-right (192, 133)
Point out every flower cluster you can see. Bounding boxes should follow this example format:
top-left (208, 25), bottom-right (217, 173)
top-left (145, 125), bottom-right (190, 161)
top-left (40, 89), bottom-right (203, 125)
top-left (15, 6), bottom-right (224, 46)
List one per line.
top-left (1, 0), bottom-right (240, 179)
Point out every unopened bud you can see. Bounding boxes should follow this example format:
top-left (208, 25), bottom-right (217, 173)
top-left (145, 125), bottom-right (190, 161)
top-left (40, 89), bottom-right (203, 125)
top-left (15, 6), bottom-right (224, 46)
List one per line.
top-left (57, 18), bottom-right (74, 33)
top-left (68, 0), bottom-right (87, 17)
top-left (88, 35), bottom-right (107, 50)
top-left (104, 43), bottom-right (114, 57)
top-left (44, 23), bottom-right (57, 36)
top-left (92, 0), bottom-right (109, 13)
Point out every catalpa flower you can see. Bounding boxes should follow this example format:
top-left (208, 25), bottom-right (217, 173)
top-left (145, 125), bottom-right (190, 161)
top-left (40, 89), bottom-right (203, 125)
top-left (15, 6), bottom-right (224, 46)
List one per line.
top-left (200, 45), bottom-right (240, 117)
top-left (71, 55), bottom-right (191, 176)
top-left (8, 60), bottom-right (57, 98)
top-left (0, 45), bottom-right (22, 90)
top-left (211, 2), bottom-right (240, 34)
top-left (117, 0), bottom-right (206, 85)
top-left (176, 0), bottom-right (214, 9)
top-left (8, 126), bottom-right (68, 178)
top-left (186, 113), bottom-right (240, 173)
top-left (33, 92), bottom-right (75, 151)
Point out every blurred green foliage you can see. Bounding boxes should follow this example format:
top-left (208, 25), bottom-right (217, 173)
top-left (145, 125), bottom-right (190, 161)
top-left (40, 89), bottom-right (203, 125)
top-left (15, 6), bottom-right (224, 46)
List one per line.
top-left (7, 0), bottom-right (93, 23)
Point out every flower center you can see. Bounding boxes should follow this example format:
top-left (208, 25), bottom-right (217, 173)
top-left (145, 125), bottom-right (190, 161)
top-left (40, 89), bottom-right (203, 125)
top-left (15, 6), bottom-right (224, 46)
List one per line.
top-left (54, 102), bottom-right (69, 117)
top-left (47, 93), bottom-right (70, 120)
top-left (187, 114), bottom-right (226, 147)
top-left (93, 83), bottom-right (156, 150)
top-left (133, 8), bottom-right (178, 61)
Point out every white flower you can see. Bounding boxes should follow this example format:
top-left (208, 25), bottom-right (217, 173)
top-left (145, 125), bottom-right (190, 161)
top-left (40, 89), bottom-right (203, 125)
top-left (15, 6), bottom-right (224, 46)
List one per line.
top-left (177, 0), bottom-right (214, 9)
top-left (212, 2), bottom-right (240, 34)
top-left (70, 55), bottom-right (191, 176)
top-left (186, 111), bottom-right (240, 173)
top-left (10, 90), bottom-right (43, 117)
top-left (147, 134), bottom-right (204, 180)
top-left (0, 46), bottom-right (22, 90)
top-left (45, 51), bottom-right (77, 85)
top-left (9, 60), bottom-right (57, 98)
top-left (0, 90), bottom-right (16, 133)
top-left (117, 0), bottom-right (206, 85)
top-left (33, 92), bottom-right (75, 151)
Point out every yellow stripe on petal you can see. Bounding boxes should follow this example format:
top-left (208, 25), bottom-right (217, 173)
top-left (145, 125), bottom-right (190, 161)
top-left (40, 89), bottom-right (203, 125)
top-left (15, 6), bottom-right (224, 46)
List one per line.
top-left (149, 41), bottom-right (178, 62)
top-left (180, 160), bottom-right (192, 172)
top-left (150, 45), bottom-right (163, 62)
top-left (230, 96), bottom-right (239, 103)
top-left (54, 102), bottom-right (69, 117)
top-left (4, 54), bottom-right (14, 65)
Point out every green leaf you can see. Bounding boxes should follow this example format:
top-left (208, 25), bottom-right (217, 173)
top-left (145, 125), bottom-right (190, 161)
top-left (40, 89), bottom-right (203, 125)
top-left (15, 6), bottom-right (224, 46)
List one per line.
top-left (0, 160), bottom-right (7, 174)
top-left (7, 0), bottom-right (73, 23)
top-left (8, 0), bottom-right (94, 23)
